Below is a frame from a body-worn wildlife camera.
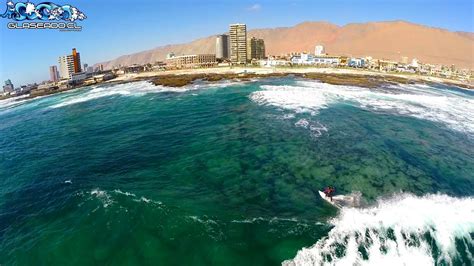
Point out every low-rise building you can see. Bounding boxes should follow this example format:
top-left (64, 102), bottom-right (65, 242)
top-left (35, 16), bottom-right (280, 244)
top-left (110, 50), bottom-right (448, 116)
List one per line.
top-left (69, 72), bottom-right (97, 85)
top-left (166, 54), bottom-right (216, 69)
top-left (3, 79), bottom-right (14, 93)
top-left (348, 58), bottom-right (367, 68)
top-left (259, 58), bottom-right (291, 67)
top-left (92, 73), bottom-right (116, 83)
top-left (291, 53), bottom-right (340, 66)
top-left (124, 64), bottom-right (146, 73)
top-left (291, 53), bottom-right (314, 65)
top-left (314, 55), bottom-right (341, 65)
top-left (15, 84), bottom-right (37, 95)
top-left (37, 82), bottom-right (57, 90)
top-left (71, 72), bottom-right (89, 82)
top-left (376, 59), bottom-right (398, 72)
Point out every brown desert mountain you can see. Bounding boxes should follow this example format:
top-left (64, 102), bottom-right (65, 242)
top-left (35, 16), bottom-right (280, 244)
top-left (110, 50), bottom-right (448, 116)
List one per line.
top-left (98, 21), bottom-right (474, 69)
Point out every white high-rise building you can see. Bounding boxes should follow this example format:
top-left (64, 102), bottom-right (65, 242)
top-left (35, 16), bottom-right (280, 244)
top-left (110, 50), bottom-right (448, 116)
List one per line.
top-left (58, 48), bottom-right (81, 79)
top-left (315, 45), bottom-right (325, 56)
top-left (58, 54), bottom-right (75, 79)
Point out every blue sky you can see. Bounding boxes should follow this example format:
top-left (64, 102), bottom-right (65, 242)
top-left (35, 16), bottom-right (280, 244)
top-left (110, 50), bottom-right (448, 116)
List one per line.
top-left (0, 0), bottom-right (473, 86)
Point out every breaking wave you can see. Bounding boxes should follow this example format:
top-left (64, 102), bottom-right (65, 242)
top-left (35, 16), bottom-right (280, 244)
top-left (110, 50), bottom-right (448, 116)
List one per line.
top-left (0, 94), bottom-right (30, 109)
top-left (250, 81), bottom-right (474, 137)
top-left (50, 81), bottom-right (183, 109)
top-left (48, 79), bottom-right (251, 109)
top-left (283, 193), bottom-right (474, 266)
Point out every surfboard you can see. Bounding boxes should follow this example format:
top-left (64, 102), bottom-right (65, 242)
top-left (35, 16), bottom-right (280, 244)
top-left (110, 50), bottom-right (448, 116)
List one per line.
top-left (319, 190), bottom-right (343, 209)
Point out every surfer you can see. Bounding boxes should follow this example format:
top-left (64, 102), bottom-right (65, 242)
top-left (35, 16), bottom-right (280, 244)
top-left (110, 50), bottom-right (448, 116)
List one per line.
top-left (323, 186), bottom-right (335, 201)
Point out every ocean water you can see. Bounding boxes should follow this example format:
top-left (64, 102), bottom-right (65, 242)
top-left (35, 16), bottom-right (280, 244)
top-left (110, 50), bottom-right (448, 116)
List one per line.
top-left (0, 78), bottom-right (473, 265)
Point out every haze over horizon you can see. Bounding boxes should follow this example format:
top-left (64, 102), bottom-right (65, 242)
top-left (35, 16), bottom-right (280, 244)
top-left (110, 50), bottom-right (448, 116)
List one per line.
top-left (0, 0), bottom-right (473, 85)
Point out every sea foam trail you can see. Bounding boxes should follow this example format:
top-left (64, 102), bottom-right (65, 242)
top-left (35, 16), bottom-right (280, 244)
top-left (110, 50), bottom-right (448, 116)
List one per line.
top-left (49, 79), bottom-right (249, 109)
top-left (0, 94), bottom-right (30, 109)
top-left (0, 94), bottom-right (44, 115)
top-left (50, 80), bottom-right (236, 109)
top-left (283, 193), bottom-right (474, 266)
top-left (50, 81), bottom-right (176, 109)
top-left (250, 81), bottom-right (474, 137)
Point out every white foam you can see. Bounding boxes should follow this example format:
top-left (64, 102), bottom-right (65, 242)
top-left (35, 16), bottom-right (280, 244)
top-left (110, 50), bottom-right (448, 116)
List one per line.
top-left (188, 215), bottom-right (219, 225)
top-left (140, 196), bottom-right (151, 203)
top-left (0, 94), bottom-right (30, 109)
top-left (87, 188), bottom-right (163, 208)
top-left (230, 216), bottom-right (310, 225)
top-left (49, 79), bottom-right (250, 109)
top-left (251, 85), bottom-right (334, 114)
top-left (284, 193), bottom-right (474, 266)
top-left (90, 188), bottom-right (114, 208)
top-left (250, 81), bottom-right (474, 137)
top-left (48, 80), bottom-right (226, 109)
top-left (136, 196), bottom-right (162, 205)
top-left (50, 82), bottom-right (161, 108)
top-left (0, 95), bottom-right (41, 115)
top-left (113, 189), bottom-right (136, 197)
top-left (295, 118), bottom-right (310, 128)
top-left (295, 118), bottom-right (328, 138)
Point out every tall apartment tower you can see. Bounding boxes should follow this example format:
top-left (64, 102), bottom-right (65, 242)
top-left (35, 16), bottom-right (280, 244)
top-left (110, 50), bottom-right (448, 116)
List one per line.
top-left (216, 34), bottom-right (229, 59)
top-left (247, 37), bottom-right (265, 61)
top-left (49, 65), bottom-right (59, 82)
top-left (256, 39), bottom-right (265, 59)
top-left (72, 48), bottom-right (81, 73)
top-left (229, 23), bottom-right (247, 64)
top-left (58, 55), bottom-right (74, 78)
top-left (58, 48), bottom-right (82, 79)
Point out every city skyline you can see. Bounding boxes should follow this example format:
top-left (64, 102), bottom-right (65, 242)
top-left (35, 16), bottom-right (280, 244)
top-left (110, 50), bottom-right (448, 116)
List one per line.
top-left (1, 0), bottom-right (473, 85)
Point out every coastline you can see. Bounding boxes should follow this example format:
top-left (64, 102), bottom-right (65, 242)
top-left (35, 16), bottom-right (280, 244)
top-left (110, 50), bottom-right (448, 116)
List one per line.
top-left (1, 67), bottom-right (472, 104)
top-left (96, 67), bottom-right (474, 90)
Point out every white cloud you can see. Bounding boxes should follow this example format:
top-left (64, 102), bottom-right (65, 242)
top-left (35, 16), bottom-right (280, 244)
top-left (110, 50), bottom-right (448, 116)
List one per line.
top-left (247, 3), bottom-right (261, 11)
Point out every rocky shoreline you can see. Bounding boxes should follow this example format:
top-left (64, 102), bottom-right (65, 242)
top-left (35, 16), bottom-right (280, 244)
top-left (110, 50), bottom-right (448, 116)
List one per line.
top-left (1, 69), bottom-right (471, 104)
top-left (147, 72), bottom-right (444, 89)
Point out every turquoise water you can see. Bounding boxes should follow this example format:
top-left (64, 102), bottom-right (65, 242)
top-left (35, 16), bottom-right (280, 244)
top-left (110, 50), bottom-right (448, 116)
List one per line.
top-left (0, 78), bottom-right (473, 265)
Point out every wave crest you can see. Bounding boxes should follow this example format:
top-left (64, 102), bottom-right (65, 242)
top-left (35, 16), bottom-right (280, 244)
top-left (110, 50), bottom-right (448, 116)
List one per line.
top-left (250, 81), bottom-right (474, 137)
top-left (284, 193), bottom-right (474, 265)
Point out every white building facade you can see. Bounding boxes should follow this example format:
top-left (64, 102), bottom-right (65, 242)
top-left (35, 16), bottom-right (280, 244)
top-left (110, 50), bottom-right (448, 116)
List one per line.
top-left (291, 53), bottom-right (340, 65)
top-left (58, 55), bottom-right (75, 79)
top-left (315, 45), bottom-right (325, 56)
